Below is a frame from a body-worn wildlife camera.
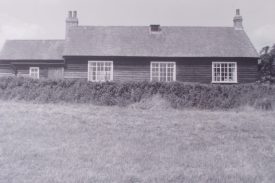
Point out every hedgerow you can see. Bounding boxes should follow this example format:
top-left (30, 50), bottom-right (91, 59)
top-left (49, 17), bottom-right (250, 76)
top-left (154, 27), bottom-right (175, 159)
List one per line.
top-left (0, 77), bottom-right (274, 110)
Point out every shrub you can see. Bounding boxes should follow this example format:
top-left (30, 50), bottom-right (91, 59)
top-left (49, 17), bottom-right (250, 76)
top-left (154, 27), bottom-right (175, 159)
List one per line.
top-left (254, 98), bottom-right (273, 111)
top-left (0, 77), bottom-right (274, 110)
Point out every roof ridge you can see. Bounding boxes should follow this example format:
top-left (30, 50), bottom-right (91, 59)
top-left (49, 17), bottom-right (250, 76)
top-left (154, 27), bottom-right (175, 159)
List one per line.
top-left (74, 25), bottom-right (234, 29)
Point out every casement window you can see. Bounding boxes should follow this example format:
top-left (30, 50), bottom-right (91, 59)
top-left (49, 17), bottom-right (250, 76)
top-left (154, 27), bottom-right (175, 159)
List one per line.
top-left (88, 61), bottom-right (113, 82)
top-left (150, 62), bottom-right (176, 82)
top-left (212, 62), bottom-right (237, 83)
top-left (29, 67), bottom-right (39, 79)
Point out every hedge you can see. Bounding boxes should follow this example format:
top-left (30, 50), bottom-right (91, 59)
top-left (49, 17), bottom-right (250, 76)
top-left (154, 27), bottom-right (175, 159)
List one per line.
top-left (0, 77), bottom-right (274, 110)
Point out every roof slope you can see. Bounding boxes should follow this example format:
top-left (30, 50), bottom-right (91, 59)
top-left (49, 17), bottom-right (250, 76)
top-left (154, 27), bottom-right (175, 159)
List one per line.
top-left (0, 40), bottom-right (64, 60)
top-left (64, 26), bottom-right (259, 58)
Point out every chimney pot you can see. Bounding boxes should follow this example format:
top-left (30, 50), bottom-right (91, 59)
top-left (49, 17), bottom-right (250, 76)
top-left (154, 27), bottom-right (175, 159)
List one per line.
top-left (73, 11), bottom-right (77, 18)
top-left (68, 11), bottom-right (72, 18)
top-left (236, 9), bottom-right (240, 16)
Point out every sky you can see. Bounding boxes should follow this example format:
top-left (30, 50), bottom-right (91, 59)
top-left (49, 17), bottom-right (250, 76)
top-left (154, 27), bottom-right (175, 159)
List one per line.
top-left (0, 0), bottom-right (275, 51)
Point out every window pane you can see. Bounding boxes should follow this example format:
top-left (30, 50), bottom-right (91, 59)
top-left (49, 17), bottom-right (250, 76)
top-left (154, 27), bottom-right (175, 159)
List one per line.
top-left (151, 62), bottom-right (175, 82)
top-left (152, 63), bottom-right (158, 68)
top-left (88, 61), bottom-right (113, 82)
top-left (213, 62), bottom-right (236, 83)
top-left (30, 67), bottom-right (39, 79)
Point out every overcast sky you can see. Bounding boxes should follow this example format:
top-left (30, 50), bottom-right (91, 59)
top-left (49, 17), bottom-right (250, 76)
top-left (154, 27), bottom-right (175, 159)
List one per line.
top-left (0, 0), bottom-right (274, 51)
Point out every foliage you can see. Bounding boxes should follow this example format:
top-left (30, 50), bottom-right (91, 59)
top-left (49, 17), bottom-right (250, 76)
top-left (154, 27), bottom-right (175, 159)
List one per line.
top-left (258, 44), bottom-right (275, 83)
top-left (0, 77), bottom-right (274, 110)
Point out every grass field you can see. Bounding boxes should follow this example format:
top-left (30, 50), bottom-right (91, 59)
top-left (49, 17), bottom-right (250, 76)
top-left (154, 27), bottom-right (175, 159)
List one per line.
top-left (0, 101), bottom-right (275, 183)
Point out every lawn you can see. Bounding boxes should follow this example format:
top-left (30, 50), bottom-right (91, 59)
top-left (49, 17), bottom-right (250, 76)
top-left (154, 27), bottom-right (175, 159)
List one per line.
top-left (0, 101), bottom-right (274, 183)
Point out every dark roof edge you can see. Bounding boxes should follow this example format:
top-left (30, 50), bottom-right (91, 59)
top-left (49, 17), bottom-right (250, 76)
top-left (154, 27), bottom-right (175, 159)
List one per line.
top-left (4, 39), bottom-right (65, 41)
top-left (0, 59), bottom-right (64, 61)
top-left (72, 25), bottom-right (235, 29)
top-left (62, 55), bottom-right (259, 59)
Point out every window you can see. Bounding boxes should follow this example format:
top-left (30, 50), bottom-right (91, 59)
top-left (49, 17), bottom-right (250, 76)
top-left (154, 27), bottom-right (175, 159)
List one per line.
top-left (29, 67), bottom-right (39, 79)
top-left (212, 62), bottom-right (237, 83)
top-left (88, 61), bottom-right (113, 82)
top-left (150, 62), bottom-right (176, 82)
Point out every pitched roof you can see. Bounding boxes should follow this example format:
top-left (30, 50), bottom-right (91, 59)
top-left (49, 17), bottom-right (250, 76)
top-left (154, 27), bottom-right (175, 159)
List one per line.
top-left (64, 26), bottom-right (259, 58)
top-left (0, 26), bottom-right (259, 60)
top-left (0, 40), bottom-right (64, 60)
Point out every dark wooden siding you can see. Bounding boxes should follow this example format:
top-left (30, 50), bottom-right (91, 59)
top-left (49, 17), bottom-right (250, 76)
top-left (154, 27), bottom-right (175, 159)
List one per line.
top-left (237, 59), bottom-right (258, 83)
top-left (64, 58), bottom-right (150, 81)
top-left (0, 64), bottom-right (15, 77)
top-left (113, 59), bottom-right (150, 82)
top-left (64, 57), bottom-right (150, 81)
top-left (64, 59), bottom-right (87, 79)
top-left (176, 60), bottom-right (212, 83)
top-left (64, 57), bottom-right (258, 83)
top-left (7, 60), bottom-right (64, 79)
top-left (16, 65), bottom-right (48, 79)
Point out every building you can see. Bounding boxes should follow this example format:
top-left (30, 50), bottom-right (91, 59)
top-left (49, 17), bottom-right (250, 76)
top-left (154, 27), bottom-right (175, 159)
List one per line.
top-left (0, 9), bottom-right (259, 83)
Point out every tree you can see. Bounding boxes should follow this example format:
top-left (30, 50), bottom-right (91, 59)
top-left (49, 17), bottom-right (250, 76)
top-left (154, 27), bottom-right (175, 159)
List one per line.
top-left (258, 44), bottom-right (275, 83)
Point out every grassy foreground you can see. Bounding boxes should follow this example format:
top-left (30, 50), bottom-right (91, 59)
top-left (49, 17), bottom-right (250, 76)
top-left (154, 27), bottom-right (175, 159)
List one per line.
top-left (0, 101), bottom-right (275, 183)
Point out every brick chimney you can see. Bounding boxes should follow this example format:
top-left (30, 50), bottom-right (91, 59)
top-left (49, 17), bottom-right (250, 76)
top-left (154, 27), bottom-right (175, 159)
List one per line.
top-left (66, 10), bottom-right (78, 37)
top-left (233, 9), bottom-right (243, 30)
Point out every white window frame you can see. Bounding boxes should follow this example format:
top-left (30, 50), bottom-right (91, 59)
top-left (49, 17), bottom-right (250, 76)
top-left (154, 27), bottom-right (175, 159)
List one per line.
top-left (150, 62), bottom-right (176, 82)
top-left (88, 61), bottom-right (113, 82)
top-left (29, 67), bottom-right (39, 79)
top-left (212, 62), bottom-right (237, 83)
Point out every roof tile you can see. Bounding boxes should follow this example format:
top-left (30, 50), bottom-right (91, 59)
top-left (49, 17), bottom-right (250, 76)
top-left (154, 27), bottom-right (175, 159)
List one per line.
top-left (64, 26), bottom-right (259, 58)
top-left (0, 40), bottom-right (64, 60)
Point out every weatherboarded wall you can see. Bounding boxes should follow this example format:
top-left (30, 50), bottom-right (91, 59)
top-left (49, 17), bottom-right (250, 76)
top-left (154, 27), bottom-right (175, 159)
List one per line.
top-left (1, 60), bottom-right (65, 79)
top-left (16, 66), bottom-right (64, 79)
top-left (0, 64), bottom-right (15, 77)
top-left (13, 61), bottom-right (64, 79)
top-left (64, 57), bottom-right (258, 83)
top-left (16, 65), bottom-right (49, 79)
